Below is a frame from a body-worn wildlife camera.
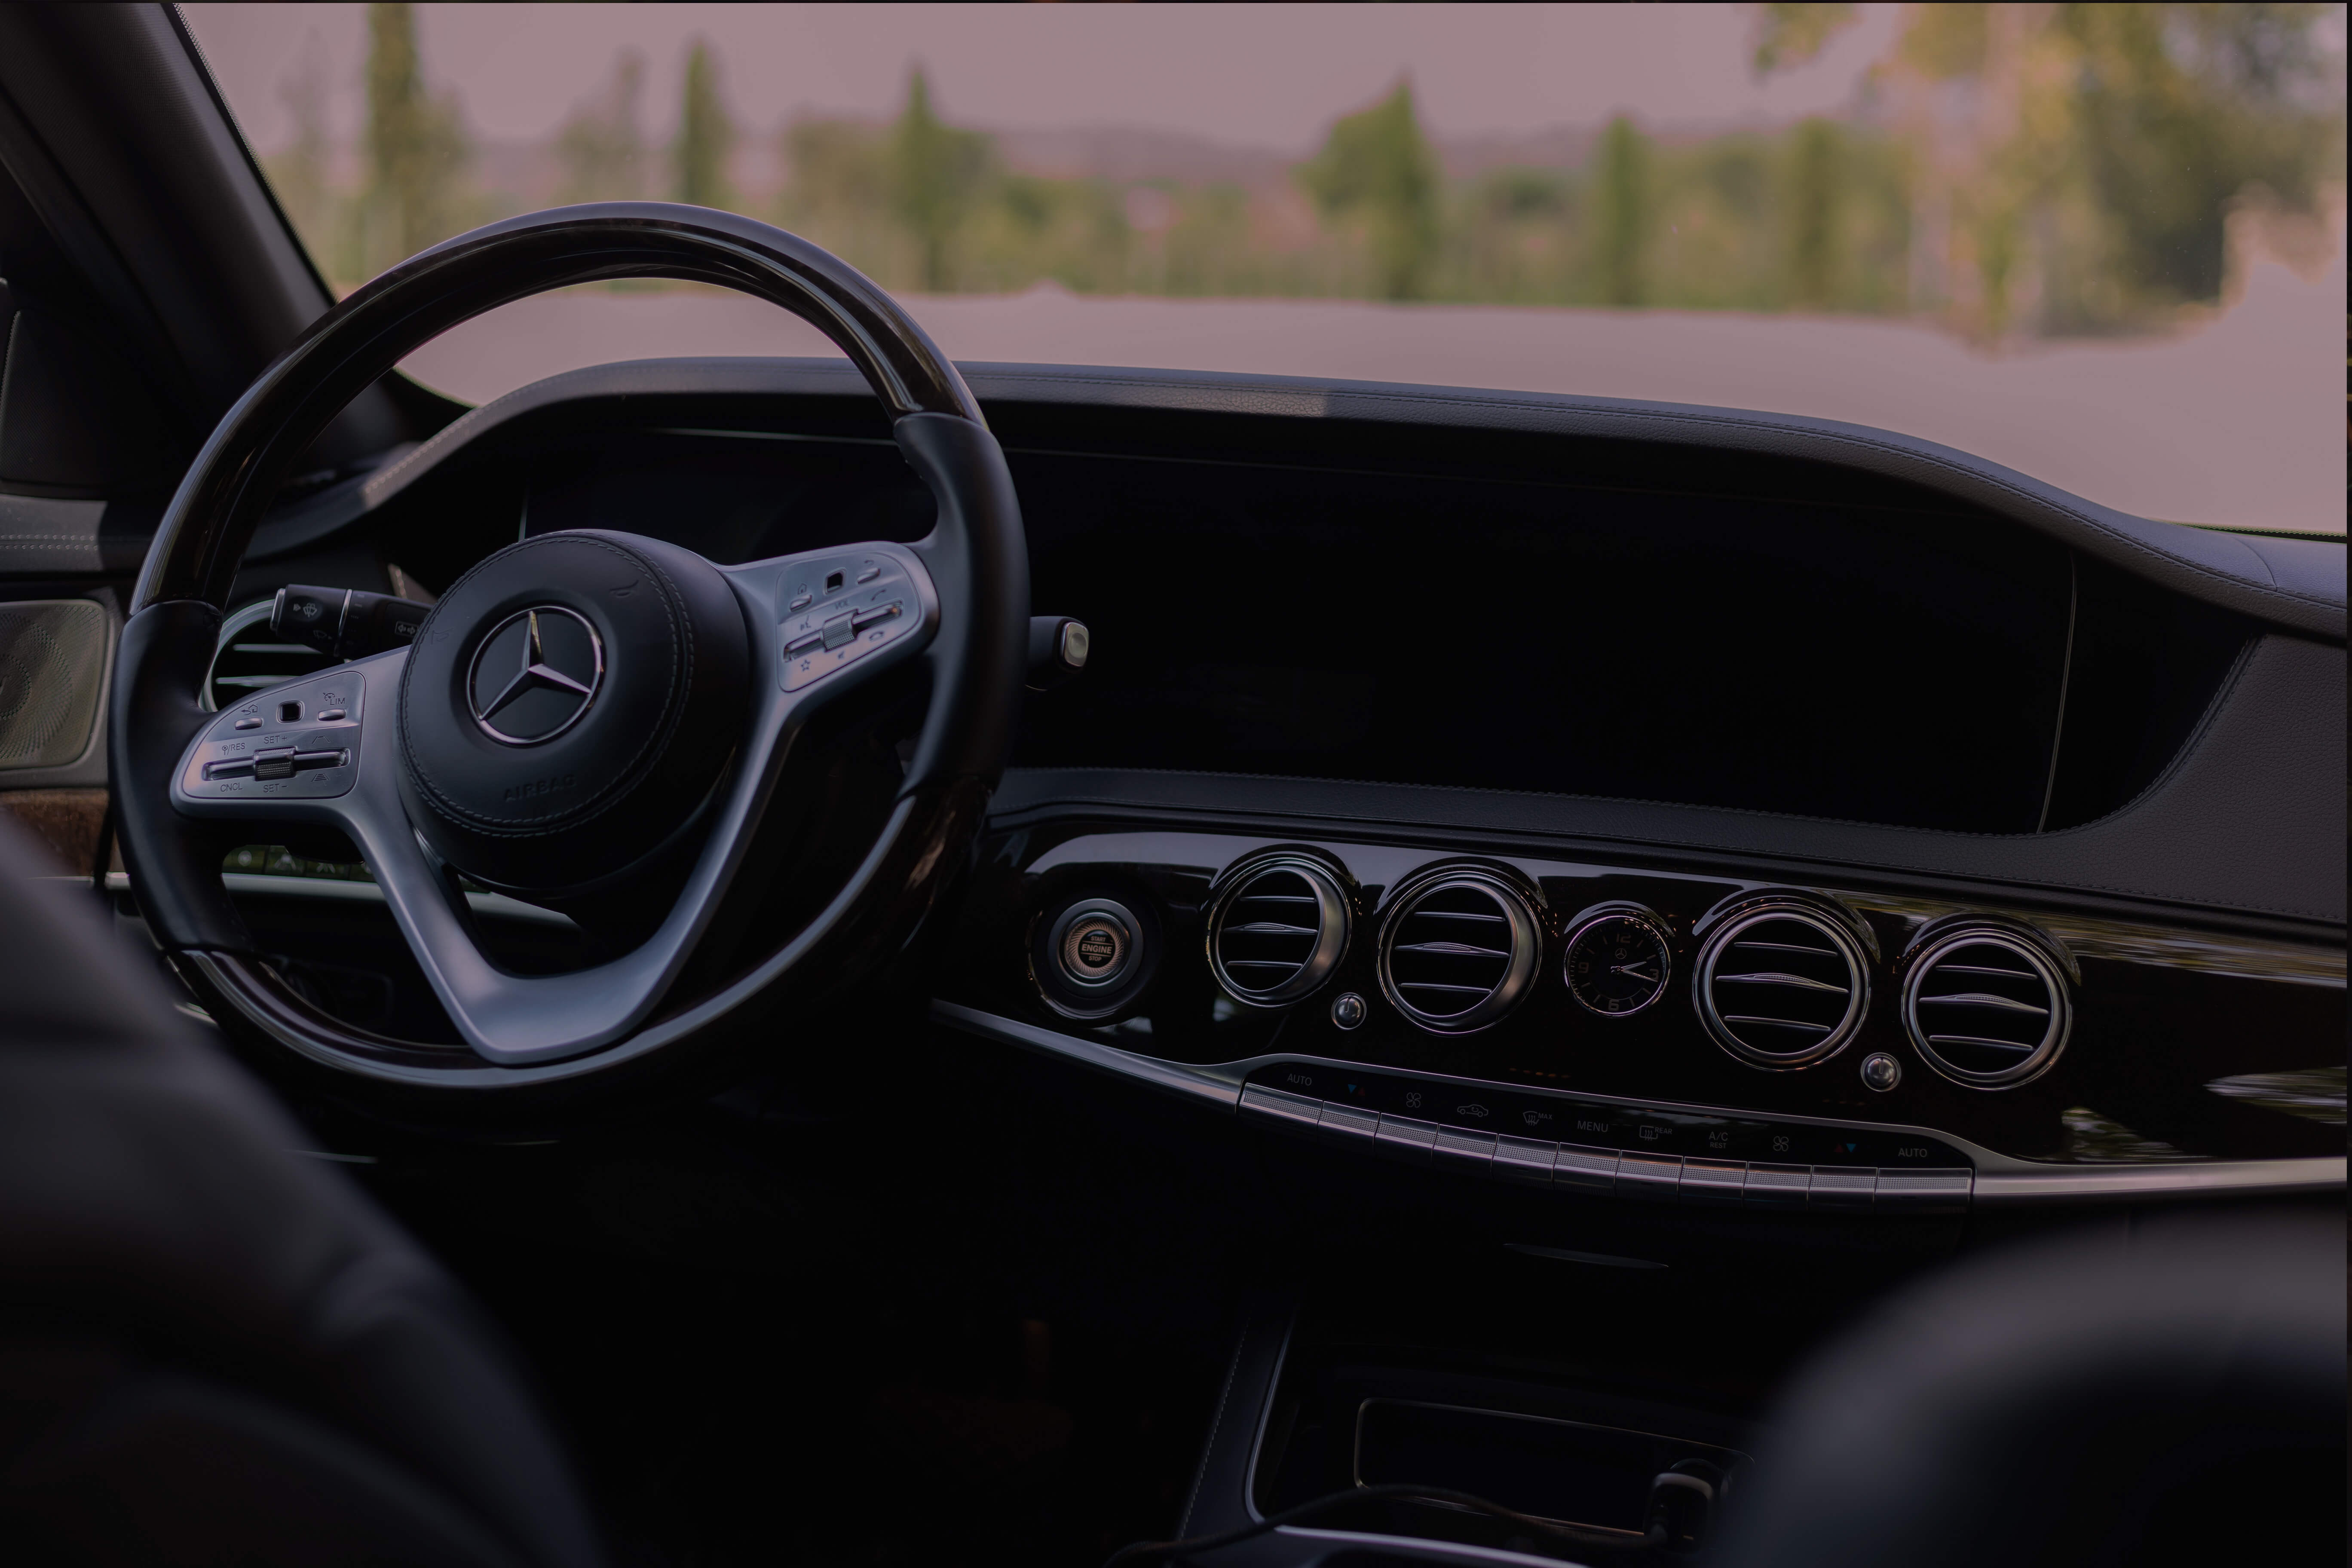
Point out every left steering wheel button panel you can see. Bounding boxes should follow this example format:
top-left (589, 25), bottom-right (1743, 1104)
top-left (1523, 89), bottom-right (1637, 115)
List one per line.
top-left (779, 553), bottom-right (916, 692)
top-left (179, 670), bottom-right (364, 801)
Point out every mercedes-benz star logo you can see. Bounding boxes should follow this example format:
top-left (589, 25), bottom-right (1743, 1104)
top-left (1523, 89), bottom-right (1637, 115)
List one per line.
top-left (466, 606), bottom-right (604, 745)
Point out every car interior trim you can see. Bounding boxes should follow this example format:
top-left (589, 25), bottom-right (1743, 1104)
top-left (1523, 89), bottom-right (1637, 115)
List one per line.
top-left (928, 1001), bottom-right (2347, 1204)
top-left (220, 358), bottom-right (2344, 640)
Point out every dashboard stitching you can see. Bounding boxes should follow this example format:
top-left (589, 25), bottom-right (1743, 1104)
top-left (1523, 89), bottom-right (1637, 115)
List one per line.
top-left (969, 371), bottom-right (2348, 619)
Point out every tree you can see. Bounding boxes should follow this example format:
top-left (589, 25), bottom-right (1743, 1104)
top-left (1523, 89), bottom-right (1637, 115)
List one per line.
top-left (1299, 81), bottom-right (1440, 300)
top-left (674, 40), bottom-right (734, 209)
top-left (1759, 1), bottom-right (2345, 336)
top-left (266, 31), bottom-right (342, 281)
top-left (1591, 115), bottom-right (1652, 306)
top-left (1784, 117), bottom-right (1844, 307)
top-left (363, 2), bottom-right (469, 270)
top-left (559, 49), bottom-right (645, 205)
top-left (888, 69), bottom-right (992, 291)
top-left (1752, 1), bottom-right (1859, 74)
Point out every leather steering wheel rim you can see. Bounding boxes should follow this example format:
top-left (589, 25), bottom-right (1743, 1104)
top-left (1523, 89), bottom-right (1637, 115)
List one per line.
top-left (110, 204), bottom-right (1028, 1120)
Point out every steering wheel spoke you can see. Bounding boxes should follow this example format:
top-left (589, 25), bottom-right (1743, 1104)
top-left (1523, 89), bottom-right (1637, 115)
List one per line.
top-left (168, 540), bottom-right (941, 1066)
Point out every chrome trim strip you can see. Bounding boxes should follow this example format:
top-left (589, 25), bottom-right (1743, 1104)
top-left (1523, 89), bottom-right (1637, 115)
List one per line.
top-left (927, 1001), bottom-right (1243, 1109)
top-left (928, 1002), bottom-right (2347, 1204)
top-left (1972, 1158), bottom-right (2347, 1203)
top-left (1272, 1527), bottom-right (1589, 1568)
top-left (111, 870), bottom-right (578, 928)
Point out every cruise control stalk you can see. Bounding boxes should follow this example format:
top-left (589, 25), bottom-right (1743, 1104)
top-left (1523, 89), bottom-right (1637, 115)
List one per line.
top-left (271, 585), bottom-right (429, 661)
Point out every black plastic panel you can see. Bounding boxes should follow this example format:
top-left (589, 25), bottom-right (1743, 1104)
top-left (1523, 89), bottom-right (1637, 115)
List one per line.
top-left (1009, 447), bottom-right (2072, 833)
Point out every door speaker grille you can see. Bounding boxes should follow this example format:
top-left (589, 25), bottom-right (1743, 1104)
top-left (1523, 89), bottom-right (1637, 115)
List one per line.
top-left (1208, 856), bottom-right (1350, 1006)
top-left (1904, 929), bottom-right (2070, 1087)
top-left (0, 599), bottom-right (107, 770)
top-left (1378, 868), bottom-right (1540, 1033)
top-left (1696, 904), bottom-right (1868, 1069)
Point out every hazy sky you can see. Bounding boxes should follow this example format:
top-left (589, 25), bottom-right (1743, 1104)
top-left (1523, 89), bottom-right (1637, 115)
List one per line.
top-left (182, 2), bottom-right (1903, 153)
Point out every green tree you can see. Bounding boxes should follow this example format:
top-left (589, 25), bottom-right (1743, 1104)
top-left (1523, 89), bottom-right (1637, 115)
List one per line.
top-left (1591, 115), bottom-right (1652, 306)
top-left (2057, 2), bottom-right (2340, 309)
top-left (559, 49), bottom-right (645, 205)
top-left (1299, 81), bottom-right (1440, 300)
top-left (674, 40), bottom-right (735, 209)
top-left (363, 2), bottom-right (469, 270)
top-left (1752, 1), bottom-right (1860, 74)
top-left (888, 69), bottom-right (992, 291)
top-left (265, 32), bottom-right (342, 281)
top-left (1784, 116), bottom-right (1844, 307)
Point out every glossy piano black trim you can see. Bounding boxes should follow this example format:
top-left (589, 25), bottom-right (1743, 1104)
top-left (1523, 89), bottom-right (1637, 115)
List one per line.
top-left (939, 821), bottom-right (2344, 1167)
top-left (931, 1003), bottom-right (2346, 1206)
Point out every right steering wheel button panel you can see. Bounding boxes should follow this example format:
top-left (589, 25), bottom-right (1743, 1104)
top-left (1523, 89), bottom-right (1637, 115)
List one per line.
top-left (779, 554), bottom-right (914, 692)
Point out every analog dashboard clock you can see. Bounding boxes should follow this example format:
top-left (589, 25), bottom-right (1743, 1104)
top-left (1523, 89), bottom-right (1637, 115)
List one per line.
top-left (1563, 907), bottom-right (1673, 1018)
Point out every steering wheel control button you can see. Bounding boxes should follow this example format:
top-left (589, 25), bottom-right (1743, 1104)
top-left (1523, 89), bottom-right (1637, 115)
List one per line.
top-left (181, 670), bottom-right (365, 801)
top-left (779, 554), bottom-right (919, 692)
top-left (1861, 1052), bottom-right (1903, 1092)
top-left (1331, 991), bottom-right (1368, 1029)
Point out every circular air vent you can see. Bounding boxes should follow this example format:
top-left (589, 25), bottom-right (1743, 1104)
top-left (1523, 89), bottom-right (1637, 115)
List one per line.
top-left (1695, 903), bottom-right (1869, 1069)
top-left (203, 599), bottom-right (340, 712)
top-left (1377, 867), bottom-right (1541, 1033)
top-left (1903, 928), bottom-right (2071, 1088)
top-left (1207, 856), bottom-right (1351, 1007)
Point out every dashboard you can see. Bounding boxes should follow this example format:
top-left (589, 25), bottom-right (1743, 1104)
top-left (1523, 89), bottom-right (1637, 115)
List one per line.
top-left (199, 357), bottom-right (2348, 1218)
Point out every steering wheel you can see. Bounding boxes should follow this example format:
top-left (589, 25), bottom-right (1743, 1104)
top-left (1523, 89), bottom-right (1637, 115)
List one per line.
top-left (109, 204), bottom-right (1027, 1118)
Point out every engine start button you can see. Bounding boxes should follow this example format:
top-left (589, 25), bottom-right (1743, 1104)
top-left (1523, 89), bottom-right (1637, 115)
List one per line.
top-left (1060, 913), bottom-right (1131, 985)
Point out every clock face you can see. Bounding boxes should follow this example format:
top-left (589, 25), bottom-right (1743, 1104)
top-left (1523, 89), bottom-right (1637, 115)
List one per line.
top-left (1564, 910), bottom-right (1672, 1019)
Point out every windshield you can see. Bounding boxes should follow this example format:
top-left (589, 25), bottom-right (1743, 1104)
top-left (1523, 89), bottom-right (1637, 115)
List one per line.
top-left (182, 2), bottom-right (2347, 533)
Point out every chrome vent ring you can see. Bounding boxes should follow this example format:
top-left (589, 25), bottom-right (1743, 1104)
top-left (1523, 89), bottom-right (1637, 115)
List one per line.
top-left (1904, 928), bottom-right (2071, 1088)
top-left (1696, 903), bottom-right (1869, 1069)
top-left (1208, 856), bottom-right (1351, 1007)
top-left (1378, 867), bottom-right (1541, 1033)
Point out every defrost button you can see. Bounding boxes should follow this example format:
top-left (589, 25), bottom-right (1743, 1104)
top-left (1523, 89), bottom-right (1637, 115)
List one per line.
top-left (1614, 1152), bottom-right (1683, 1201)
top-left (1491, 1135), bottom-right (1558, 1185)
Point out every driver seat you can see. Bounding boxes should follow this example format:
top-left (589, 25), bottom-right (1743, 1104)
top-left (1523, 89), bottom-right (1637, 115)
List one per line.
top-left (0, 818), bottom-right (601, 1568)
